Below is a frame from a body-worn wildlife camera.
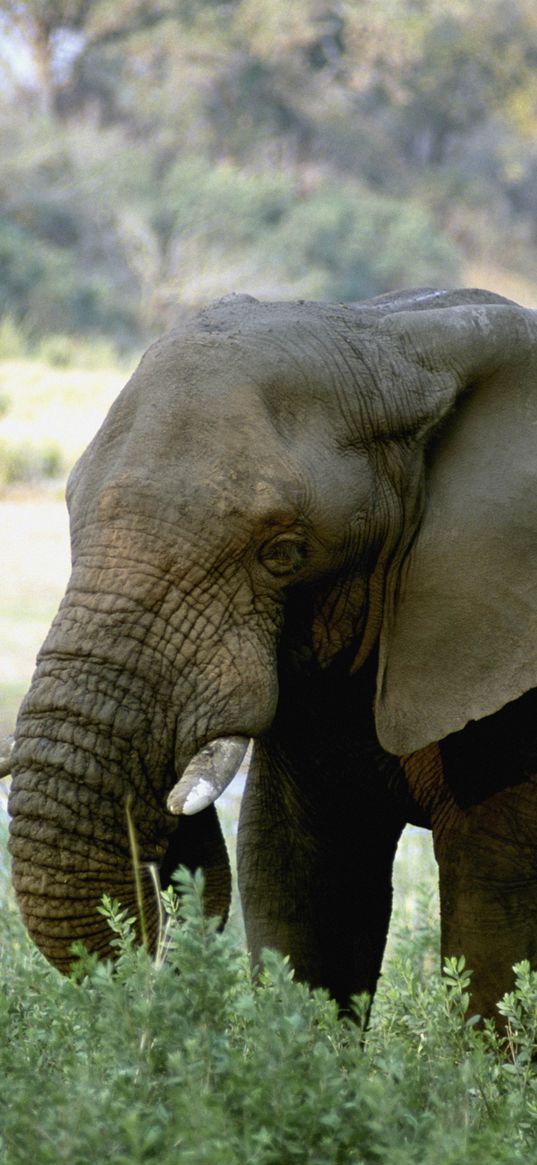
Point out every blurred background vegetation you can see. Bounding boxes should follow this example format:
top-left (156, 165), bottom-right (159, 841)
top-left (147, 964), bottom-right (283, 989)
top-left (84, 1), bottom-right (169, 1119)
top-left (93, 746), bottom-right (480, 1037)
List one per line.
top-left (1, 0), bottom-right (537, 357)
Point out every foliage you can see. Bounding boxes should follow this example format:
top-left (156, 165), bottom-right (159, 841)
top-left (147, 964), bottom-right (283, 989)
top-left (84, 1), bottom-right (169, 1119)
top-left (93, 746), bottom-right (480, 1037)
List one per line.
top-left (270, 182), bottom-right (459, 301)
top-left (0, 316), bottom-right (30, 362)
top-left (35, 331), bottom-right (121, 368)
top-left (1, 0), bottom-right (537, 348)
top-left (0, 438), bottom-right (65, 486)
top-left (2, 839), bottom-right (537, 1165)
top-left (0, 112), bottom-right (144, 342)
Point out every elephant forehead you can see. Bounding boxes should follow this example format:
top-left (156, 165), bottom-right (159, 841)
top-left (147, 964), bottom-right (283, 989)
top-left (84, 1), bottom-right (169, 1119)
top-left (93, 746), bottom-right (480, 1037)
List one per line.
top-left (139, 315), bottom-right (414, 450)
top-left (92, 455), bottom-right (307, 532)
top-left (73, 426), bottom-right (370, 567)
top-left (86, 331), bottom-right (352, 487)
top-left (69, 312), bottom-right (378, 538)
top-left (129, 312), bottom-right (372, 425)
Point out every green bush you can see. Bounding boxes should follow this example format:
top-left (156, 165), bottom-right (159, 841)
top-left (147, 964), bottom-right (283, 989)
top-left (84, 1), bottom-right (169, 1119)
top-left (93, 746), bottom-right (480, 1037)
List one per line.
top-left (0, 317), bottom-right (29, 361)
top-left (270, 183), bottom-right (461, 302)
top-left (2, 846), bottom-right (537, 1165)
top-left (159, 158), bottom-right (293, 247)
top-left (155, 162), bottom-right (461, 306)
top-left (0, 440), bottom-right (66, 487)
top-left (35, 333), bottom-right (122, 370)
top-left (0, 216), bottom-right (137, 342)
top-left (37, 335), bottom-right (91, 369)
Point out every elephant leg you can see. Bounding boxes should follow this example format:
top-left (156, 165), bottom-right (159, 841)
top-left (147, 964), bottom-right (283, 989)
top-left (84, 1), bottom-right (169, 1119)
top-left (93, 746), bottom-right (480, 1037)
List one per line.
top-left (158, 804), bottom-right (232, 925)
top-left (403, 694), bottom-right (537, 1022)
top-left (238, 741), bottom-right (405, 1013)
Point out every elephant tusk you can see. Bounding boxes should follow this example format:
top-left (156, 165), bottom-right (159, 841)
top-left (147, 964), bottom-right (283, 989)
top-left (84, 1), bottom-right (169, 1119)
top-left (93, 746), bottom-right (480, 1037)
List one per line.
top-left (0, 735), bottom-right (14, 780)
top-left (167, 735), bottom-right (251, 816)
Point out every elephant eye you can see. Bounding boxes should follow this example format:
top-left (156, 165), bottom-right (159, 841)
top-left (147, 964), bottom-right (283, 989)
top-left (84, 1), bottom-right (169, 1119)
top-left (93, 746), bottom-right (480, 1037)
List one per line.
top-left (259, 534), bottom-right (307, 579)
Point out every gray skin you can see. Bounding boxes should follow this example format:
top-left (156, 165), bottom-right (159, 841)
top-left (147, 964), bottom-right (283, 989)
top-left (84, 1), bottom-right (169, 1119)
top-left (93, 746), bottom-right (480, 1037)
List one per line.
top-left (8, 287), bottom-right (537, 1024)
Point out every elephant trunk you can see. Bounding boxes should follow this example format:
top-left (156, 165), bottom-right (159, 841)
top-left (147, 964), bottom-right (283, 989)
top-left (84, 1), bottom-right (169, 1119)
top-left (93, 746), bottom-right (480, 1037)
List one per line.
top-left (7, 654), bottom-right (240, 972)
top-left (9, 709), bottom-right (166, 971)
top-left (7, 517), bottom-right (277, 971)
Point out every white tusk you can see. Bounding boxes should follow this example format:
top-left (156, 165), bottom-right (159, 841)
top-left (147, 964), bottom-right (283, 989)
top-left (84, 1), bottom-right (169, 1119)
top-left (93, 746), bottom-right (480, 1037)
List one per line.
top-left (167, 735), bottom-right (251, 816)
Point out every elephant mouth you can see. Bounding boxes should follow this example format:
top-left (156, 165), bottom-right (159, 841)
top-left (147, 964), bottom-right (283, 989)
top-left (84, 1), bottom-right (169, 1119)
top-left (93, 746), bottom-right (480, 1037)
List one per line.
top-left (168, 734), bottom-right (252, 816)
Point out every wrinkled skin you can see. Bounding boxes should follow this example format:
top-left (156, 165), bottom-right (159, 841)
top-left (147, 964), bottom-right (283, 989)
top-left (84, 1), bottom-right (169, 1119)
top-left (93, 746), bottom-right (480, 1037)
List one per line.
top-left (8, 287), bottom-right (537, 1023)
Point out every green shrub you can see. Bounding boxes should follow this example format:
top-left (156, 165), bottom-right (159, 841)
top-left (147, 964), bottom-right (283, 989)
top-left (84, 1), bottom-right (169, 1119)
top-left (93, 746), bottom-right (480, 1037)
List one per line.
top-left (2, 851), bottom-right (537, 1165)
top-left (0, 316), bottom-right (29, 361)
top-left (159, 158), bottom-right (293, 248)
top-left (0, 440), bottom-right (66, 486)
top-left (0, 216), bottom-right (137, 342)
top-left (36, 335), bottom-right (87, 369)
top-left (270, 182), bottom-right (461, 302)
top-left (35, 333), bottom-right (121, 370)
top-left (0, 315), bottom-right (121, 370)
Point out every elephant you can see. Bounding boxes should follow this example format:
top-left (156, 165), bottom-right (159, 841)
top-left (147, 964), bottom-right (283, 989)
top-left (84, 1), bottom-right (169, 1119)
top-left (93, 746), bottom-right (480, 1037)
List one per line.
top-left (6, 285), bottom-right (537, 1024)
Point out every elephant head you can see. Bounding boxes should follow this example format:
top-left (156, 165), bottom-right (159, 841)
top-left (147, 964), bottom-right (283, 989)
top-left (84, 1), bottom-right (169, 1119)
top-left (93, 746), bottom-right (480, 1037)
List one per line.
top-left (7, 288), bottom-right (537, 997)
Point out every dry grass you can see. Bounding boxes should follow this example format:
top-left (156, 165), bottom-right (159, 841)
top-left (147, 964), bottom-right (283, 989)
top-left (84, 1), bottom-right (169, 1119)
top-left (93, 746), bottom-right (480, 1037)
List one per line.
top-left (0, 359), bottom-right (127, 471)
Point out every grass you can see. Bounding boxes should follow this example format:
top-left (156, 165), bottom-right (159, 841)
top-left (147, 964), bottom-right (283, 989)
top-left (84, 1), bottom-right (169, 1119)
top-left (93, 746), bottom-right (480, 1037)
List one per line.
top-left (0, 356), bottom-right (130, 487)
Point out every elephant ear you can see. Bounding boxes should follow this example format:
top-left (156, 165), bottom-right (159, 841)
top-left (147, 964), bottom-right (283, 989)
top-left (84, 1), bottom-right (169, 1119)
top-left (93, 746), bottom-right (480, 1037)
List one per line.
top-left (374, 303), bottom-right (537, 756)
top-left (348, 285), bottom-right (518, 316)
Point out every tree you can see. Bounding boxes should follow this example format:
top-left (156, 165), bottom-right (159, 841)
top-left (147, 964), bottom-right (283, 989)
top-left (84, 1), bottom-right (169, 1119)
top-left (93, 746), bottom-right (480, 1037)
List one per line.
top-left (1, 0), bottom-right (537, 344)
top-left (0, 0), bottom-right (174, 116)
